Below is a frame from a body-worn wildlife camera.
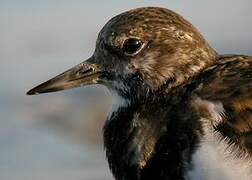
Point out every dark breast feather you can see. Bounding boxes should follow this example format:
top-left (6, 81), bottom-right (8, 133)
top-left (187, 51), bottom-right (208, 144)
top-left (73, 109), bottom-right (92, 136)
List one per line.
top-left (196, 54), bottom-right (252, 155)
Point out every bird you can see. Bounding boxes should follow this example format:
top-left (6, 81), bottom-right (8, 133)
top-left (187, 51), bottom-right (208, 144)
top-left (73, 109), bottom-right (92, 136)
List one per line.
top-left (27, 7), bottom-right (252, 180)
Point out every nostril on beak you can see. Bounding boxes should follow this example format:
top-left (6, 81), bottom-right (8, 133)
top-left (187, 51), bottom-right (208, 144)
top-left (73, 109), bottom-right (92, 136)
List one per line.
top-left (80, 68), bottom-right (94, 75)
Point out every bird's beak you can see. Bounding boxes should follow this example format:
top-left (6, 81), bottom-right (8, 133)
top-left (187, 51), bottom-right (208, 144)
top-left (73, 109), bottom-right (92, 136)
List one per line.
top-left (26, 57), bottom-right (102, 95)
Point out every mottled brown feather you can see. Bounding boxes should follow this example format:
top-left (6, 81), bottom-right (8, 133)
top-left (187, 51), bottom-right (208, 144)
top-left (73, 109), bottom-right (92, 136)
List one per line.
top-left (196, 55), bottom-right (252, 154)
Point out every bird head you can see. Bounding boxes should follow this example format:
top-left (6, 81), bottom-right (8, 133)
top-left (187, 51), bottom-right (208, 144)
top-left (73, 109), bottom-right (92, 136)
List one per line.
top-left (27, 7), bottom-right (217, 101)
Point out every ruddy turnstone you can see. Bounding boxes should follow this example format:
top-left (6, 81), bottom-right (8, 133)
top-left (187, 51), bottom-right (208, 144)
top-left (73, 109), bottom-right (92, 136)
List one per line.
top-left (27, 7), bottom-right (252, 180)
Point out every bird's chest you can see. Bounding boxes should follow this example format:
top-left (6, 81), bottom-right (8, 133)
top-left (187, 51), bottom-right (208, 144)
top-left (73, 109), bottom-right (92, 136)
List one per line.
top-left (103, 96), bottom-right (201, 180)
top-left (103, 102), bottom-right (170, 180)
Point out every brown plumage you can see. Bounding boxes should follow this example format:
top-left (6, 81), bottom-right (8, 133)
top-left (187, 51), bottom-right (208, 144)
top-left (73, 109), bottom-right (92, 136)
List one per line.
top-left (27, 7), bottom-right (252, 180)
top-left (194, 55), bottom-right (252, 154)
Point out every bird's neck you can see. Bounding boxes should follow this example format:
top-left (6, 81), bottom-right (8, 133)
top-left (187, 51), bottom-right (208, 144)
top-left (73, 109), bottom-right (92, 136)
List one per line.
top-left (104, 87), bottom-right (202, 180)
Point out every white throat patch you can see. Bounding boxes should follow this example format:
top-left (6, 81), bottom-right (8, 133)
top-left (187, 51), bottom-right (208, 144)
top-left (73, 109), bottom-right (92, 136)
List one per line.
top-left (106, 90), bottom-right (130, 121)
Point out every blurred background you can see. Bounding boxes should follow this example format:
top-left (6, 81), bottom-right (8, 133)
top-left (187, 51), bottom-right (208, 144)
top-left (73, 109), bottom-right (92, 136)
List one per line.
top-left (1, 0), bottom-right (252, 179)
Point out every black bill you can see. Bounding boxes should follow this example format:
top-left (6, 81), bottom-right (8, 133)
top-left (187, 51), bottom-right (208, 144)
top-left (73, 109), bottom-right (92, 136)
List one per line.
top-left (27, 57), bottom-right (102, 95)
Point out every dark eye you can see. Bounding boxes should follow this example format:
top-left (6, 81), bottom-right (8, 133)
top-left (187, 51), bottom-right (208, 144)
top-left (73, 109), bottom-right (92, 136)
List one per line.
top-left (122, 38), bottom-right (143, 55)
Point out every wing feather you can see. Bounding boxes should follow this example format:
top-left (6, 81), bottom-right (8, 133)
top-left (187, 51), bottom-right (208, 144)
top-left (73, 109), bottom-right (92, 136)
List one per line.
top-left (195, 55), bottom-right (252, 154)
